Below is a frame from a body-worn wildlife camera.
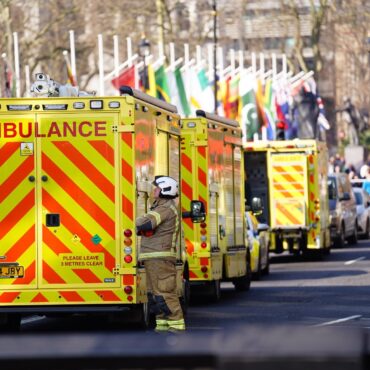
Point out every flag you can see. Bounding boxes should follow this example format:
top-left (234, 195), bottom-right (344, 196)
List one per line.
top-left (197, 68), bottom-right (214, 113)
top-left (264, 78), bottom-right (277, 140)
top-left (111, 65), bottom-right (136, 90)
top-left (155, 64), bottom-right (171, 102)
top-left (3, 57), bottom-right (13, 97)
top-left (239, 72), bottom-right (259, 141)
top-left (63, 53), bottom-right (77, 86)
top-left (168, 67), bottom-right (191, 116)
top-left (222, 74), bottom-right (240, 120)
top-left (183, 66), bottom-right (202, 115)
top-left (255, 77), bottom-right (267, 128)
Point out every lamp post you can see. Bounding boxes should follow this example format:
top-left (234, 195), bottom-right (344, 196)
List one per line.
top-left (138, 36), bottom-right (151, 92)
top-left (212, 0), bottom-right (218, 114)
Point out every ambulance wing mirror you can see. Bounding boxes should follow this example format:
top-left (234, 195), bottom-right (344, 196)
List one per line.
top-left (182, 200), bottom-right (206, 223)
top-left (251, 197), bottom-right (263, 215)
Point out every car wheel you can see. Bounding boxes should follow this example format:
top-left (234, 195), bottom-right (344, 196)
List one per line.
top-left (252, 252), bottom-right (262, 280)
top-left (335, 224), bottom-right (345, 248)
top-left (366, 219), bottom-right (370, 239)
top-left (348, 222), bottom-right (358, 245)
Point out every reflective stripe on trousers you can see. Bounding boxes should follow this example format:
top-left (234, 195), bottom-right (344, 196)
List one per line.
top-left (155, 318), bottom-right (186, 331)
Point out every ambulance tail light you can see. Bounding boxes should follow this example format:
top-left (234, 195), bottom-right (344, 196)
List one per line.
top-left (124, 229), bottom-right (132, 237)
top-left (200, 222), bottom-right (207, 228)
top-left (124, 286), bottom-right (133, 294)
top-left (124, 255), bottom-right (133, 263)
top-left (124, 238), bottom-right (132, 246)
top-left (200, 229), bottom-right (207, 235)
top-left (201, 242), bottom-right (207, 249)
top-left (201, 266), bottom-right (208, 273)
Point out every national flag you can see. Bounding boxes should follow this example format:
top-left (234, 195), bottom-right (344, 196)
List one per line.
top-left (111, 65), bottom-right (136, 90)
top-left (255, 77), bottom-right (267, 128)
top-left (239, 72), bottom-right (259, 141)
top-left (3, 57), bottom-right (13, 97)
top-left (168, 67), bottom-right (191, 116)
top-left (197, 68), bottom-right (214, 113)
top-left (155, 64), bottom-right (171, 102)
top-left (63, 53), bottom-right (77, 86)
top-left (183, 66), bottom-right (202, 115)
top-left (264, 78), bottom-right (277, 140)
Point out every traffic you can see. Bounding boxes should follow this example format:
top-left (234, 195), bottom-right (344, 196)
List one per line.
top-left (0, 84), bottom-right (367, 332)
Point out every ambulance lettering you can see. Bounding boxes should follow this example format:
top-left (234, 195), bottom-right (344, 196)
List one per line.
top-left (0, 121), bottom-right (107, 138)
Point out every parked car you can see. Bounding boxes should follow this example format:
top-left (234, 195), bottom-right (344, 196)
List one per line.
top-left (245, 211), bottom-right (270, 280)
top-left (352, 187), bottom-right (370, 239)
top-left (328, 173), bottom-right (358, 247)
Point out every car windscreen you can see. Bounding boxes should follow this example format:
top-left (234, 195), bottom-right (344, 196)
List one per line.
top-left (327, 178), bottom-right (337, 200)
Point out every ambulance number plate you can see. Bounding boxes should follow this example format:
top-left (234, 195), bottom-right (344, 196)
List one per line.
top-left (0, 265), bottom-right (24, 278)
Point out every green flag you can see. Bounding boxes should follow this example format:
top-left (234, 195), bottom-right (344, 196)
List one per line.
top-left (155, 65), bottom-right (171, 103)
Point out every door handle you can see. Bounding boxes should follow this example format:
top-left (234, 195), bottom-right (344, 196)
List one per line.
top-left (41, 175), bottom-right (48, 182)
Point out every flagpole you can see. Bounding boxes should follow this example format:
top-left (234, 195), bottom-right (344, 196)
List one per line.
top-left (113, 35), bottom-right (120, 96)
top-left (98, 34), bottom-right (104, 96)
top-left (13, 32), bottom-right (20, 97)
top-left (25, 64), bottom-right (30, 97)
top-left (212, 0), bottom-right (217, 113)
top-left (69, 30), bottom-right (77, 84)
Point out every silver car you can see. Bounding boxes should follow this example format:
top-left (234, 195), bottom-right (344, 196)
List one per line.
top-left (353, 187), bottom-right (370, 239)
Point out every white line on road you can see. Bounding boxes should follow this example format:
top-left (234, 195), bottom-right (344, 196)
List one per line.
top-left (21, 315), bottom-right (45, 324)
top-left (314, 315), bottom-right (362, 327)
top-left (344, 256), bottom-right (366, 265)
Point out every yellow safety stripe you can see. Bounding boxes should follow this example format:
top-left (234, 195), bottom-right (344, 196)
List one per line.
top-left (169, 204), bottom-right (179, 251)
top-left (167, 319), bottom-right (186, 330)
top-left (140, 251), bottom-right (177, 259)
top-left (147, 210), bottom-right (161, 226)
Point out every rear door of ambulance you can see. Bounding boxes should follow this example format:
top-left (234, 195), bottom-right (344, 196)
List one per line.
top-left (0, 103), bottom-right (121, 299)
top-left (269, 153), bottom-right (308, 229)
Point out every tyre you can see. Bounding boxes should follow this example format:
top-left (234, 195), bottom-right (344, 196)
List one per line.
top-left (130, 302), bottom-right (154, 330)
top-left (347, 222), bottom-right (358, 245)
top-left (206, 279), bottom-right (221, 302)
top-left (334, 224), bottom-right (345, 248)
top-left (0, 313), bottom-right (21, 332)
top-left (252, 252), bottom-right (262, 280)
top-left (233, 259), bottom-right (251, 291)
top-left (180, 278), bottom-right (190, 315)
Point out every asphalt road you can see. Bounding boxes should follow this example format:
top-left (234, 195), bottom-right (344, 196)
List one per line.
top-left (18, 239), bottom-right (370, 332)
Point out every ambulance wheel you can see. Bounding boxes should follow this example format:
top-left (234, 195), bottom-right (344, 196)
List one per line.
top-left (207, 279), bottom-right (221, 302)
top-left (0, 313), bottom-right (21, 332)
top-left (180, 278), bottom-right (190, 315)
top-left (132, 303), bottom-right (154, 330)
top-left (233, 260), bottom-right (251, 291)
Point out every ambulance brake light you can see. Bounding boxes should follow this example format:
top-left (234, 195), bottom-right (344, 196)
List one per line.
top-left (124, 255), bottom-right (133, 263)
top-left (109, 101), bottom-right (120, 108)
top-left (43, 104), bottom-right (68, 110)
top-left (124, 286), bottom-right (133, 294)
top-left (7, 104), bottom-right (32, 111)
top-left (73, 102), bottom-right (85, 109)
top-left (90, 100), bottom-right (103, 109)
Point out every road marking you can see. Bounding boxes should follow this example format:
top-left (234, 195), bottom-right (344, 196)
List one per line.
top-left (315, 315), bottom-right (362, 327)
top-left (344, 256), bottom-right (366, 265)
top-left (21, 315), bottom-right (45, 324)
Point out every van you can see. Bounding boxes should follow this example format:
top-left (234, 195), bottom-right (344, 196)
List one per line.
top-left (328, 173), bottom-right (358, 247)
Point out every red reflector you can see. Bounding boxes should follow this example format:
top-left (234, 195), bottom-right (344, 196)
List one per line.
top-left (124, 286), bottom-right (133, 294)
top-left (124, 255), bottom-right (133, 263)
top-left (127, 295), bottom-right (133, 302)
top-left (201, 266), bottom-right (208, 273)
top-left (201, 242), bottom-right (207, 248)
top-left (124, 229), bottom-right (132, 237)
top-left (204, 273), bottom-right (208, 278)
top-left (200, 222), bottom-right (207, 228)
top-left (124, 238), bottom-right (132, 246)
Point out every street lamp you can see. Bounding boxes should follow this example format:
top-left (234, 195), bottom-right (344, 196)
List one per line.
top-left (138, 36), bottom-right (151, 92)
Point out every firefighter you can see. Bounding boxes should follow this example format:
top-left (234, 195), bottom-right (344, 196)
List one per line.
top-left (136, 175), bottom-right (185, 332)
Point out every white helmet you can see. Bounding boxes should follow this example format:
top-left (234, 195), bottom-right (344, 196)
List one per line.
top-left (152, 176), bottom-right (178, 198)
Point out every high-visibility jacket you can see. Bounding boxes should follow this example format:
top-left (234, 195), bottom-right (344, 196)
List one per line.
top-left (136, 198), bottom-right (179, 260)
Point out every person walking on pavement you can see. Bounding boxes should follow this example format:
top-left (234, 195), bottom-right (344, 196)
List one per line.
top-left (136, 175), bottom-right (185, 332)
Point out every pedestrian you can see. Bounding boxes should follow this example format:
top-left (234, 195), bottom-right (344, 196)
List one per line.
top-left (362, 167), bottom-right (370, 195)
top-left (136, 175), bottom-right (185, 332)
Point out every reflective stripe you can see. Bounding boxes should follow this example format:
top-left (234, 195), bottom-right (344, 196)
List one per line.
top-left (140, 251), bottom-right (177, 259)
top-left (169, 204), bottom-right (179, 252)
top-left (155, 319), bottom-right (169, 332)
top-left (147, 210), bottom-right (161, 226)
top-left (167, 319), bottom-right (186, 330)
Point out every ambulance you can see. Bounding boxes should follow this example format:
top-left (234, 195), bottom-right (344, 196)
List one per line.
top-left (181, 110), bottom-right (251, 301)
top-left (243, 139), bottom-right (330, 255)
top-left (0, 86), bottom-right (196, 330)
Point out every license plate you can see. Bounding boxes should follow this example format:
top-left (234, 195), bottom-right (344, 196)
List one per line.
top-left (0, 265), bottom-right (24, 278)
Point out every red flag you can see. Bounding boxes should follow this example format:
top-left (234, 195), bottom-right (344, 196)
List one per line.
top-left (111, 65), bottom-right (136, 90)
